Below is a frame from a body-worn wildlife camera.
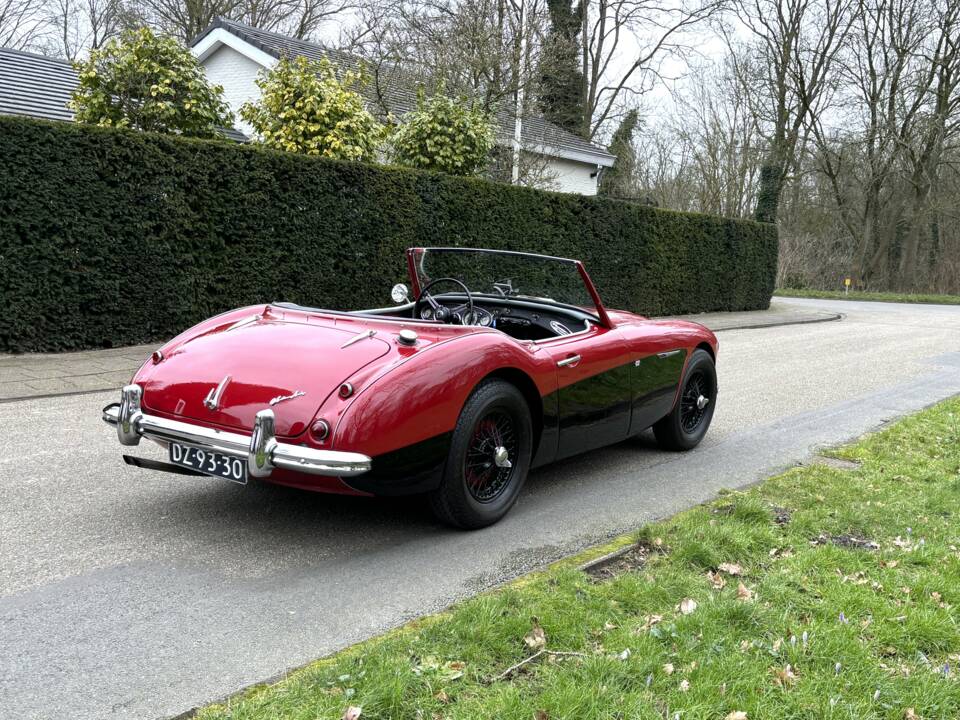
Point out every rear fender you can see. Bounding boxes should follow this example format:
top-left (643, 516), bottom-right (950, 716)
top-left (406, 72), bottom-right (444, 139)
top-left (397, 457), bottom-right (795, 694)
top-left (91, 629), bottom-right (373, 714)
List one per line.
top-left (331, 334), bottom-right (554, 468)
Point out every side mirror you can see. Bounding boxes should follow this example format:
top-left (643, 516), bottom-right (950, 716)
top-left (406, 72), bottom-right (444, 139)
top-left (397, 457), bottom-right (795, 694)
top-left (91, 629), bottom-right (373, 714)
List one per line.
top-left (391, 283), bottom-right (410, 304)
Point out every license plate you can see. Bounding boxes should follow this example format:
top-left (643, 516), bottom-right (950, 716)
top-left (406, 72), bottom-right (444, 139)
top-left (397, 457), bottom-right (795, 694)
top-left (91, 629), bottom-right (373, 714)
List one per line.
top-left (169, 442), bottom-right (247, 485)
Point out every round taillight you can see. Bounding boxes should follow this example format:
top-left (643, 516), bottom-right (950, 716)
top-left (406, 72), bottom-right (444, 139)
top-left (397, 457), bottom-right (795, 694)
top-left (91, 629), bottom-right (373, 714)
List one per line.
top-left (338, 382), bottom-right (354, 399)
top-left (151, 350), bottom-right (164, 364)
top-left (311, 419), bottom-right (330, 441)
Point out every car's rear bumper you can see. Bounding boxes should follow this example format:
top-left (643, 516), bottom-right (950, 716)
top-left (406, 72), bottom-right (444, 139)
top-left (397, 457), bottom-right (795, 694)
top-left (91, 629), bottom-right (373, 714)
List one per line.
top-left (102, 384), bottom-right (371, 478)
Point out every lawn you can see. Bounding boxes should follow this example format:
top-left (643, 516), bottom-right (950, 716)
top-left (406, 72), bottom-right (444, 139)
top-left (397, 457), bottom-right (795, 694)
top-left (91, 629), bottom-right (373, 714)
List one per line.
top-left (198, 398), bottom-right (960, 720)
top-left (775, 288), bottom-right (960, 305)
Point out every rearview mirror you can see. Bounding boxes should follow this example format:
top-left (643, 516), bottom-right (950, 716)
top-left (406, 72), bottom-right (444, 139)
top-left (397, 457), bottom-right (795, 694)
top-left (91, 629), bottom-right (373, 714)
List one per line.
top-left (391, 283), bottom-right (409, 304)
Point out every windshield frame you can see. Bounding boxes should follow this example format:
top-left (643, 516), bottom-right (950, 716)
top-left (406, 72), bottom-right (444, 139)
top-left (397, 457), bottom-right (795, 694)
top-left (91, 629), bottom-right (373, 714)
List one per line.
top-left (406, 247), bottom-right (611, 327)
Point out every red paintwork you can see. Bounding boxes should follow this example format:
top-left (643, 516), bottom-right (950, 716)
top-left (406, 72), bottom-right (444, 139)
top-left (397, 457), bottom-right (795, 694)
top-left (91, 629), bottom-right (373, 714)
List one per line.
top-left (130, 252), bottom-right (718, 496)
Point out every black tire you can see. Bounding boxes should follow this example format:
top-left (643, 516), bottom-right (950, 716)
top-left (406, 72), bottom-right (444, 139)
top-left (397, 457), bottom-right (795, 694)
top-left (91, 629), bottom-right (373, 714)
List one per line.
top-left (653, 348), bottom-right (717, 451)
top-left (428, 379), bottom-right (533, 529)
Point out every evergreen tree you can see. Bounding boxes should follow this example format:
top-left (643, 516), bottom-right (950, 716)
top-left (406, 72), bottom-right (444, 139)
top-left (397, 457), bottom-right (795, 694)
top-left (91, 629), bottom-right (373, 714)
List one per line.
top-left (600, 109), bottom-right (640, 199)
top-left (538, 0), bottom-right (585, 137)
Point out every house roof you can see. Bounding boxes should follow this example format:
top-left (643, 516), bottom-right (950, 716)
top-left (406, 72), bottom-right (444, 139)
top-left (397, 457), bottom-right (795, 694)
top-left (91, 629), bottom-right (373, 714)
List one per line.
top-left (193, 17), bottom-right (616, 167)
top-left (0, 48), bottom-right (77, 121)
top-left (0, 46), bottom-right (248, 141)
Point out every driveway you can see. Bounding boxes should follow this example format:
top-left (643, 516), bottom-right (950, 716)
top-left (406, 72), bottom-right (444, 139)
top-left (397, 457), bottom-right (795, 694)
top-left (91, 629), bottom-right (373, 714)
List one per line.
top-left (2, 297), bottom-right (959, 720)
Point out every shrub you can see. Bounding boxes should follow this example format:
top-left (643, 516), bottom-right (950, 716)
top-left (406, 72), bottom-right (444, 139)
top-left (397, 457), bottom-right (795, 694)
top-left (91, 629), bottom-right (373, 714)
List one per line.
top-left (0, 116), bottom-right (778, 352)
top-left (70, 27), bottom-right (232, 138)
top-left (240, 55), bottom-right (385, 161)
top-left (391, 90), bottom-right (495, 176)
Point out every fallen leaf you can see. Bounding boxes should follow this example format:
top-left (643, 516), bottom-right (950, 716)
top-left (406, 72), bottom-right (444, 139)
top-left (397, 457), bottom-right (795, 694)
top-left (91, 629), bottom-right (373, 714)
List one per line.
top-left (604, 621), bottom-right (618, 631)
top-left (342, 707), bottom-right (362, 720)
top-left (679, 679), bottom-right (690, 692)
top-left (618, 648), bottom-right (631, 661)
top-left (638, 614), bottom-right (663, 631)
top-left (663, 663), bottom-right (675, 675)
top-left (534, 711), bottom-right (550, 720)
top-left (708, 570), bottom-right (726, 589)
top-left (736, 582), bottom-right (753, 601)
top-left (725, 713), bottom-right (748, 720)
top-left (524, 623), bottom-right (547, 651)
top-left (773, 664), bottom-right (798, 688)
top-left (719, 563), bottom-right (744, 576)
top-left (904, 709), bottom-right (920, 720)
top-left (444, 661), bottom-right (465, 681)
top-left (434, 690), bottom-right (449, 704)
top-left (680, 598), bottom-right (698, 615)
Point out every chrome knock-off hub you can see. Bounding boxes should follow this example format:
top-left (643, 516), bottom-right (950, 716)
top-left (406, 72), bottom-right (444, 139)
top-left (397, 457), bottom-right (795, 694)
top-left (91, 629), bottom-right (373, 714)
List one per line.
top-left (493, 446), bottom-right (512, 469)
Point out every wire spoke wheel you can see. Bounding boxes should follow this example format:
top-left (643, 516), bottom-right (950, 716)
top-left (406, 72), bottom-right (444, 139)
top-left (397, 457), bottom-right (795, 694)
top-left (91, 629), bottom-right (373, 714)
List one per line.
top-left (463, 410), bottom-right (517, 503)
top-left (679, 369), bottom-right (712, 433)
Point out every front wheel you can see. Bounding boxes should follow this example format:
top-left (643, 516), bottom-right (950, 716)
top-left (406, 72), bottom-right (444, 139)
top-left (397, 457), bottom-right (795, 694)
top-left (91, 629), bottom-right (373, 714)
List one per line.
top-left (428, 379), bottom-right (533, 529)
top-left (653, 348), bottom-right (717, 451)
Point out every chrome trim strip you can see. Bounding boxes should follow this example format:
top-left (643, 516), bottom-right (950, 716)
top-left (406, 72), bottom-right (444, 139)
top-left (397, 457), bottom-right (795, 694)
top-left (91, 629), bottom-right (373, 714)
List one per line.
top-left (102, 386), bottom-right (371, 478)
top-left (340, 328), bottom-right (377, 348)
top-left (226, 314), bottom-right (261, 332)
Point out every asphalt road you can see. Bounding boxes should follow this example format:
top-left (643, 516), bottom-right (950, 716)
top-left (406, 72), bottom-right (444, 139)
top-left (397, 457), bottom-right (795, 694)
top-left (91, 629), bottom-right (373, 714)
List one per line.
top-left (2, 297), bottom-right (959, 720)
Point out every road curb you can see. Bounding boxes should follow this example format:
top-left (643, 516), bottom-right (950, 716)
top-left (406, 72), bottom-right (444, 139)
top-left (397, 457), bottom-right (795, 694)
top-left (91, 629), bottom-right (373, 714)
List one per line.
top-left (709, 311), bottom-right (844, 333)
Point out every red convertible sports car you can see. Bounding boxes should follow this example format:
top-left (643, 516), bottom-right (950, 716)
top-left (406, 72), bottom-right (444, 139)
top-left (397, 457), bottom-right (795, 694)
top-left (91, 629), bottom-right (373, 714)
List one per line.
top-left (103, 248), bottom-right (718, 528)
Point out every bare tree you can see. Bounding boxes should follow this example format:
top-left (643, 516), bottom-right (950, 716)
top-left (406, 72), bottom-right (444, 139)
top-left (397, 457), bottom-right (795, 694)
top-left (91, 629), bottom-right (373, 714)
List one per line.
top-left (240, 0), bottom-right (356, 39)
top-left (45, 0), bottom-right (122, 59)
top-left (805, 0), bottom-right (959, 288)
top-left (343, 0), bottom-right (547, 111)
top-left (670, 54), bottom-right (762, 217)
top-left (133, 0), bottom-right (240, 42)
top-left (0, 0), bottom-right (50, 49)
top-left (729, 0), bottom-right (856, 223)
top-left (896, 0), bottom-right (960, 288)
top-left (580, 0), bottom-right (724, 141)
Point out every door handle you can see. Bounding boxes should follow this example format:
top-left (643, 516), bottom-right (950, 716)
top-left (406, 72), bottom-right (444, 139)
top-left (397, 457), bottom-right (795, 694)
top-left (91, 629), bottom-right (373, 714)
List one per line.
top-left (557, 354), bottom-right (581, 368)
top-left (657, 350), bottom-right (682, 359)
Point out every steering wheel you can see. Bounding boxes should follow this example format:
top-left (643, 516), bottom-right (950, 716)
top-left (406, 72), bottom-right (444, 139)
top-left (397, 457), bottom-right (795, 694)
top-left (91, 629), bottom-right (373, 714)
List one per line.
top-left (414, 277), bottom-right (475, 324)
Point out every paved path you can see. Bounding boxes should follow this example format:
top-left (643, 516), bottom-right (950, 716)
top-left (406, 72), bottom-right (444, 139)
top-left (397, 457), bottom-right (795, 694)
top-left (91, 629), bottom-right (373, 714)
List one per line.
top-left (0, 344), bottom-right (154, 401)
top-left (2, 297), bottom-right (957, 720)
top-left (0, 302), bottom-right (836, 401)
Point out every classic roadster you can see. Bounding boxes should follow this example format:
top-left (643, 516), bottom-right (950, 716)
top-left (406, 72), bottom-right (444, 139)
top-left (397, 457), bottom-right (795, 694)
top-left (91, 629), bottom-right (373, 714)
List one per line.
top-left (103, 248), bottom-right (718, 528)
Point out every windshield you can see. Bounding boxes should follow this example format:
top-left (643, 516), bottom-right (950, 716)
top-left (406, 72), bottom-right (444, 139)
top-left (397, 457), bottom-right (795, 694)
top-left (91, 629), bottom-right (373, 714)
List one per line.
top-left (412, 248), bottom-right (600, 318)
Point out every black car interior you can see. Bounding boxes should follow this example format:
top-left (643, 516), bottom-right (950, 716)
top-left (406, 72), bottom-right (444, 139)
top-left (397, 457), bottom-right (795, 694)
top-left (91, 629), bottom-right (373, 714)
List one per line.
top-left (369, 295), bottom-right (593, 341)
top-left (275, 295), bottom-right (595, 341)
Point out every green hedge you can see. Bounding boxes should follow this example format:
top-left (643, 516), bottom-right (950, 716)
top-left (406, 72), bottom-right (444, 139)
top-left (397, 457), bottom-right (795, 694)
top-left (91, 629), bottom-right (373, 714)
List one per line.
top-left (0, 116), bottom-right (778, 352)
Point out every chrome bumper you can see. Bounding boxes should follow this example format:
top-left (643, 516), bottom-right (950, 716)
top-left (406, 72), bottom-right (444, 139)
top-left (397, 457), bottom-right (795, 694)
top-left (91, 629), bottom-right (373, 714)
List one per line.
top-left (102, 384), bottom-right (371, 478)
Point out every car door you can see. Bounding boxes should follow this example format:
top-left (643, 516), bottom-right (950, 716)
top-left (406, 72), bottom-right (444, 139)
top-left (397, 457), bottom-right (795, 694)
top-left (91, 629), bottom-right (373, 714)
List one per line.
top-left (624, 326), bottom-right (689, 434)
top-left (544, 325), bottom-right (634, 461)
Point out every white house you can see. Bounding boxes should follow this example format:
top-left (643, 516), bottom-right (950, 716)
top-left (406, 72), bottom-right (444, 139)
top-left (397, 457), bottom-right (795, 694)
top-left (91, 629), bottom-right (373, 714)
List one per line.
top-left (191, 18), bottom-right (616, 195)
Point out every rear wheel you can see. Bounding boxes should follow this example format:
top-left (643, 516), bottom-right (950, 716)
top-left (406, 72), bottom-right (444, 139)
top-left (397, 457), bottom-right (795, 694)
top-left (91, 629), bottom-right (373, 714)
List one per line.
top-left (653, 348), bottom-right (717, 451)
top-left (428, 379), bottom-right (532, 529)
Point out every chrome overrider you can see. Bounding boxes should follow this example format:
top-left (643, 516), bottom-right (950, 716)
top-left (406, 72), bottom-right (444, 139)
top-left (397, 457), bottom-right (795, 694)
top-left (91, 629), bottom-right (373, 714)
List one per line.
top-left (101, 384), bottom-right (372, 478)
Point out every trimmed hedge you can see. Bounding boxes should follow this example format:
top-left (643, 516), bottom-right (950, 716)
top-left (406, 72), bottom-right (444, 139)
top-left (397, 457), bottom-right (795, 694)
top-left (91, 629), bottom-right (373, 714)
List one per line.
top-left (0, 116), bottom-right (778, 352)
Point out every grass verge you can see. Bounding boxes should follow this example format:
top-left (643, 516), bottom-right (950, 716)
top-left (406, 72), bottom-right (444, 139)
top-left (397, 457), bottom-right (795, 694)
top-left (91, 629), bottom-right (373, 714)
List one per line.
top-left (775, 288), bottom-right (960, 305)
top-left (198, 398), bottom-right (960, 720)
